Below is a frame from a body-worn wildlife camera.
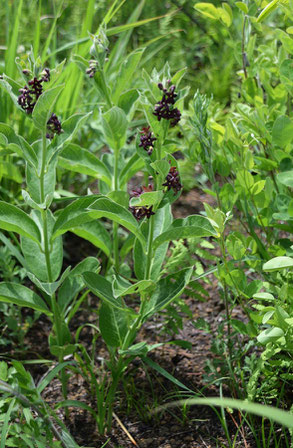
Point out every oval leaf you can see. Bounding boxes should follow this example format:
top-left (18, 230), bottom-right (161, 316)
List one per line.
top-left (0, 283), bottom-right (51, 315)
top-left (263, 256), bottom-right (293, 272)
top-left (0, 202), bottom-right (41, 243)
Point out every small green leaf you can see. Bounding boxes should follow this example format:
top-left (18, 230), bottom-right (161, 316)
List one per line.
top-left (0, 283), bottom-right (51, 315)
top-left (263, 256), bottom-right (293, 272)
top-left (251, 180), bottom-right (266, 196)
top-left (0, 202), bottom-right (41, 243)
top-left (130, 190), bottom-right (163, 207)
top-left (194, 2), bottom-right (220, 19)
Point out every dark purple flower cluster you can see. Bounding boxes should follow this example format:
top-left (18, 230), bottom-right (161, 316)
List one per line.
top-left (153, 81), bottom-right (181, 127)
top-left (139, 126), bottom-right (156, 155)
top-left (129, 185), bottom-right (155, 221)
top-left (86, 60), bottom-right (98, 78)
top-left (163, 166), bottom-right (182, 194)
top-left (17, 69), bottom-right (50, 114)
top-left (46, 113), bottom-right (63, 140)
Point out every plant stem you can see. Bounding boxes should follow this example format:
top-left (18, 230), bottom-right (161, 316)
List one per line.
top-left (113, 149), bottom-right (119, 272)
top-left (145, 213), bottom-right (155, 280)
top-left (41, 209), bottom-right (53, 283)
top-left (40, 133), bottom-right (47, 203)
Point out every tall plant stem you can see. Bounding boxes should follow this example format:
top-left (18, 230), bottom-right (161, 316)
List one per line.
top-left (40, 133), bottom-right (68, 410)
top-left (40, 133), bottom-right (47, 203)
top-left (113, 149), bottom-right (119, 272)
top-left (145, 213), bottom-right (155, 280)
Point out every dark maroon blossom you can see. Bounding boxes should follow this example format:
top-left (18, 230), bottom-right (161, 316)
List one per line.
top-left (139, 126), bottom-right (156, 155)
top-left (163, 166), bottom-right (182, 194)
top-left (153, 81), bottom-right (181, 127)
top-left (17, 69), bottom-right (51, 114)
top-left (46, 113), bottom-right (63, 140)
top-left (129, 185), bottom-right (155, 221)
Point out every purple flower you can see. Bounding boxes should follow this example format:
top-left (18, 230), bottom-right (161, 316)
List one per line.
top-left (153, 81), bottom-right (181, 127)
top-left (163, 166), bottom-right (182, 194)
top-left (17, 69), bottom-right (51, 114)
top-left (46, 113), bottom-right (63, 140)
top-left (139, 126), bottom-right (156, 155)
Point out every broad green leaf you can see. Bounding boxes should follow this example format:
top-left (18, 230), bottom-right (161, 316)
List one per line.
top-left (113, 48), bottom-right (145, 103)
top-left (194, 3), bottom-right (220, 19)
top-left (0, 202), bottom-right (41, 243)
top-left (88, 197), bottom-right (146, 246)
top-left (21, 210), bottom-right (63, 282)
top-left (142, 267), bottom-right (193, 320)
top-left (153, 215), bottom-right (217, 250)
top-left (263, 256), bottom-right (293, 272)
top-left (99, 302), bottom-right (128, 347)
top-left (82, 272), bottom-right (136, 314)
top-left (58, 143), bottom-right (112, 186)
top-left (277, 171), bottom-right (293, 188)
top-left (32, 85), bottom-right (64, 132)
top-left (0, 283), bottom-right (51, 315)
top-left (101, 106), bottom-right (128, 151)
top-left (71, 220), bottom-right (112, 257)
top-left (257, 327), bottom-right (284, 344)
top-left (26, 158), bottom-right (57, 205)
top-left (272, 116), bottom-right (293, 148)
top-left (52, 196), bottom-right (102, 238)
